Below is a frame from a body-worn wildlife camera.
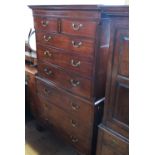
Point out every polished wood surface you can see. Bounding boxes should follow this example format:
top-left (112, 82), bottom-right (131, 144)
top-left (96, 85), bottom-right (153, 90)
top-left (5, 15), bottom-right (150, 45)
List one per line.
top-left (31, 9), bottom-right (101, 20)
top-left (37, 95), bottom-right (92, 152)
top-left (96, 125), bottom-right (129, 155)
top-left (34, 16), bottom-right (58, 33)
top-left (37, 44), bottom-right (93, 77)
top-left (38, 62), bottom-right (93, 99)
top-left (61, 19), bottom-right (97, 38)
top-left (36, 32), bottom-right (95, 57)
top-left (96, 8), bottom-right (129, 155)
top-left (36, 78), bottom-right (93, 125)
top-left (103, 18), bottom-right (129, 138)
top-left (28, 5), bottom-right (128, 155)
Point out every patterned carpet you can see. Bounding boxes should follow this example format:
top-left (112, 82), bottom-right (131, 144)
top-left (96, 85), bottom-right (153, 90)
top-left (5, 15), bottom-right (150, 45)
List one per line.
top-left (25, 120), bottom-right (78, 155)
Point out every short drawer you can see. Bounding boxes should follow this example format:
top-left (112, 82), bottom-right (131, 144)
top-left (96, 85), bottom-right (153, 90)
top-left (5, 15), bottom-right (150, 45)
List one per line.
top-left (61, 19), bottom-right (97, 38)
top-left (34, 16), bottom-right (58, 32)
top-left (37, 95), bottom-right (92, 154)
top-left (38, 62), bottom-right (93, 99)
top-left (36, 78), bottom-right (93, 125)
top-left (96, 125), bottom-right (129, 155)
top-left (37, 44), bottom-right (93, 77)
top-left (36, 32), bottom-right (94, 57)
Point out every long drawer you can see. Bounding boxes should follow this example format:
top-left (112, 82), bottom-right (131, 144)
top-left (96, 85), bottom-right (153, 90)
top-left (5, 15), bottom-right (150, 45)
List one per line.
top-left (36, 32), bottom-right (95, 57)
top-left (37, 94), bottom-right (92, 154)
top-left (38, 62), bottom-right (93, 99)
top-left (37, 44), bottom-right (93, 77)
top-left (36, 78), bottom-right (93, 125)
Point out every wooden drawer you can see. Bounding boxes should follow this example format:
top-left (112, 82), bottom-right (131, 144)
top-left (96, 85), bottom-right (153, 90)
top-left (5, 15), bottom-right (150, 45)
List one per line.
top-left (96, 125), bottom-right (129, 155)
top-left (36, 32), bottom-right (94, 57)
top-left (50, 126), bottom-right (91, 155)
top-left (37, 44), bottom-right (93, 77)
top-left (38, 62), bottom-right (92, 99)
top-left (37, 95), bottom-right (92, 154)
top-left (61, 19), bottom-right (97, 38)
top-left (34, 16), bottom-right (58, 32)
top-left (36, 78), bottom-right (93, 125)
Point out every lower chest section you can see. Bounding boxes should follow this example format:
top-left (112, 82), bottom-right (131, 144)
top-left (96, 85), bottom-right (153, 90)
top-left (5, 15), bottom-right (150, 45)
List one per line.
top-left (33, 77), bottom-right (101, 155)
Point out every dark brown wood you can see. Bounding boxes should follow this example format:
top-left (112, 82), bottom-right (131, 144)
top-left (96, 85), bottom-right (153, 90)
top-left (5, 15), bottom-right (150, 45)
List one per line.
top-left (25, 64), bottom-right (38, 117)
top-left (48, 123), bottom-right (91, 155)
top-left (37, 94), bottom-right (92, 141)
top-left (37, 44), bottom-right (93, 77)
top-left (31, 9), bottom-right (101, 20)
top-left (103, 18), bottom-right (129, 138)
top-left (36, 32), bottom-right (95, 57)
top-left (28, 5), bottom-right (128, 155)
top-left (96, 125), bottom-right (129, 155)
top-left (93, 18), bottom-right (111, 101)
top-left (96, 8), bottom-right (129, 155)
top-left (36, 78), bottom-right (93, 125)
top-left (38, 62), bottom-right (93, 99)
top-left (33, 16), bottom-right (58, 33)
top-left (102, 6), bottom-right (129, 17)
top-left (61, 19), bottom-right (98, 38)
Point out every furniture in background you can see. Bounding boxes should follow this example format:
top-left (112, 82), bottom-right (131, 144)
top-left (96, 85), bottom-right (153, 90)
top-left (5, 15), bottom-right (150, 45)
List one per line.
top-left (28, 5), bottom-right (129, 155)
top-left (25, 41), bottom-right (37, 120)
top-left (25, 64), bottom-right (37, 118)
top-left (96, 7), bottom-right (129, 155)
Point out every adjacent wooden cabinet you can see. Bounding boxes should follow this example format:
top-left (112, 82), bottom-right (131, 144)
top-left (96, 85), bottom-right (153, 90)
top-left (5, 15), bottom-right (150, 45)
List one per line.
top-left (96, 7), bottom-right (129, 155)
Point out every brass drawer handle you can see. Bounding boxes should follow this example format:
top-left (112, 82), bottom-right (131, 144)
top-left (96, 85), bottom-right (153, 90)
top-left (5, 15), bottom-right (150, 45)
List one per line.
top-left (72, 41), bottom-right (82, 48)
top-left (70, 136), bottom-right (78, 143)
top-left (71, 59), bottom-right (80, 67)
top-left (112, 139), bottom-right (117, 145)
top-left (70, 120), bottom-right (77, 128)
top-left (71, 102), bottom-right (80, 111)
top-left (72, 23), bottom-right (83, 31)
top-left (44, 50), bottom-right (52, 57)
top-left (44, 88), bottom-right (50, 95)
top-left (44, 35), bottom-right (52, 42)
top-left (41, 20), bottom-right (49, 27)
top-left (44, 68), bottom-right (53, 76)
top-left (70, 79), bottom-right (80, 87)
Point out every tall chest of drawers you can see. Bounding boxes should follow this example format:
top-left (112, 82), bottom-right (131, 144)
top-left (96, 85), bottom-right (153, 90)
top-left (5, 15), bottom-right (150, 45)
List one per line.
top-left (28, 5), bottom-right (113, 155)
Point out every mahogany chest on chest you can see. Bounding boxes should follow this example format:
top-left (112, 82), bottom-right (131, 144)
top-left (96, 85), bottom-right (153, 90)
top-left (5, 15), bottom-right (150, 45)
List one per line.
top-left (28, 5), bottom-right (128, 155)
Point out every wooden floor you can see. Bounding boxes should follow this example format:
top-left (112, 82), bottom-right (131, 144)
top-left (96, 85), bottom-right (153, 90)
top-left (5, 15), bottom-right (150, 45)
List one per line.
top-left (25, 120), bottom-right (78, 155)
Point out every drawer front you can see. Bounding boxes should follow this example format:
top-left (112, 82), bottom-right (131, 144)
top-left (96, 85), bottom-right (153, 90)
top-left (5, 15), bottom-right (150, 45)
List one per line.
top-left (36, 78), bottom-right (93, 125)
top-left (37, 44), bottom-right (93, 77)
top-left (34, 16), bottom-right (58, 32)
top-left (36, 32), bottom-right (94, 57)
top-left (37, 95), bottom-right (92, 153)
top-left (61, 19), bottom-right (97, 38)
top-left (38, 63), bottom-right (92, 99)
top-left (96, 126), bottom-right (129, 155)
